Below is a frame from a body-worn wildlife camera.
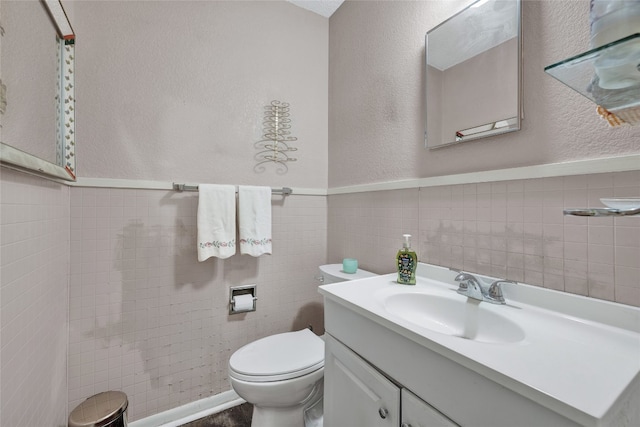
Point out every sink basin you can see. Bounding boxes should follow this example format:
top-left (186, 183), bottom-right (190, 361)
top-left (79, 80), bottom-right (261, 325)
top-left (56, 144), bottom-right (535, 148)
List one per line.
top-left (382, 292), bottom-right (525, 344)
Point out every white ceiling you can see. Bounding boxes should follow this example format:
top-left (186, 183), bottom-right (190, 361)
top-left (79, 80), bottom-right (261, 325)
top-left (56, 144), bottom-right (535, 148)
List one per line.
top-left (287, 0), bottom-right (344, 18)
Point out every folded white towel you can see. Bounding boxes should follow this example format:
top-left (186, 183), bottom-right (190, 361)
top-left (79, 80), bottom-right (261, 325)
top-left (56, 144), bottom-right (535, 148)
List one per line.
top-left (238, 186), bottom-right (272, 256)
top-left (197, 184), bottom-right (236, 261)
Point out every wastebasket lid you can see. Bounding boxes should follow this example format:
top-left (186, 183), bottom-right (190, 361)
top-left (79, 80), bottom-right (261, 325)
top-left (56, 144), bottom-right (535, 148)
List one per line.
top-left (68, 391), bottom-right (128, 427)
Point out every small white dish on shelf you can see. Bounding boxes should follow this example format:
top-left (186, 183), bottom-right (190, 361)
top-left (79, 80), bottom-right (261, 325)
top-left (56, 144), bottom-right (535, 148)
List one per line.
top-left (600, 198), bottom-right (640, 210)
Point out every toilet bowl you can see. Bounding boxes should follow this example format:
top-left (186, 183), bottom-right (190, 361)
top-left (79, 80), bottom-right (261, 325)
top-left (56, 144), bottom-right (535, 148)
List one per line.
top-left (228, 264), bottom-right (376, 427)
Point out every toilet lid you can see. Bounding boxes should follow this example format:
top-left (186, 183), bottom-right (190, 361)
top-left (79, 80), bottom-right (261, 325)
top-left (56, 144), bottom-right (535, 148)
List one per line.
top-left (229, 329), bottom-right (324, 382)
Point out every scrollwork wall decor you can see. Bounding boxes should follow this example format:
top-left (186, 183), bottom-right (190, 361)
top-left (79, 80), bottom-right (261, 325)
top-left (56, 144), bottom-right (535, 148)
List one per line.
top-left (254, 100), bottom-right (298, 174)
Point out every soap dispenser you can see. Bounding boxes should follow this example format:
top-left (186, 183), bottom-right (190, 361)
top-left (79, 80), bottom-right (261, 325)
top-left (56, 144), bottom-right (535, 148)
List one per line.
top-left (396, 234), bottom-right (417, 285)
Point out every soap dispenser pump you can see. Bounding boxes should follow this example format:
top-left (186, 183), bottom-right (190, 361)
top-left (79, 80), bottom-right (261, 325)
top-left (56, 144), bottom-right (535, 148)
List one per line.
top-left (396, 234), bottom-right (417, 285)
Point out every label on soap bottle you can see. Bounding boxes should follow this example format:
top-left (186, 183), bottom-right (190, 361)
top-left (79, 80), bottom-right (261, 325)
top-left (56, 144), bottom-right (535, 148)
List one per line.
top-left (397, 253), bottom-right (416, 284)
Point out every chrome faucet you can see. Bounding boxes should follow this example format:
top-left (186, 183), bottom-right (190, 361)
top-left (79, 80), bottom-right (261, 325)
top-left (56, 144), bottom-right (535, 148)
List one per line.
top-left (454, 272), bottom-right (513, 305)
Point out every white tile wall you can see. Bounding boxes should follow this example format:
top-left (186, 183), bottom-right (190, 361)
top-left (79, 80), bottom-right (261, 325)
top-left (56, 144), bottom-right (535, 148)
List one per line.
top-left (0, 168), bottom-right (637, 425)
top-left (67, 188), bottom-right (327, 421)
top-left (328, 171), bottom-right (640, 307)
top-left (0, 168), bottom-right (70, 427)
top-left (327, 188), bottom-right (420, 275)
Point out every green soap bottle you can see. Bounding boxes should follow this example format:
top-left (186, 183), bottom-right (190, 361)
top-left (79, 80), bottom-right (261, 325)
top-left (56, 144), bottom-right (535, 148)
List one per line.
top-left (396, 234), bottom-right (417, 285)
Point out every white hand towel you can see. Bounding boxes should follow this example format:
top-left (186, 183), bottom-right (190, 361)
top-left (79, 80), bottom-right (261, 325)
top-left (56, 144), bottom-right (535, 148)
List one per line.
top-left (239, 186), bottom-right (272, 256)
top-left (197, 184), bottom-right (236, 261)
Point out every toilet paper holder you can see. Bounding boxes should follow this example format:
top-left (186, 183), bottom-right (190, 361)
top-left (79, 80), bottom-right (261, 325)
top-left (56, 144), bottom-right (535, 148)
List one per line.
top-left (229, 284), bottom-right (257, 314)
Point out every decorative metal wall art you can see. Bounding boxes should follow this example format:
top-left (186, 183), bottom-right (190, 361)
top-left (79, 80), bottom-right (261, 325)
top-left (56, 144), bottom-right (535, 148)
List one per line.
top-left (56, 38), bottom-right (76, 178)
top-left (255, 100), bottom-right (297, 174)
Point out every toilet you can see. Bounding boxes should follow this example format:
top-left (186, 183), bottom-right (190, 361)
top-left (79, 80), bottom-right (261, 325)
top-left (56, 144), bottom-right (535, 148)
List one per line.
top-left (228, 264), bottom-right (376, 427)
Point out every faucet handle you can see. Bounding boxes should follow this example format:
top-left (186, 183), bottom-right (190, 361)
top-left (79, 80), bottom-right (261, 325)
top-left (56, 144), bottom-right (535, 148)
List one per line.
top-left (451, 269), bottom-right (465, 288)
top-left (454, 272), bottom-right (475, 283)
top-left (455, 273), bottom-right (485, 300)
top-left (454, 273), bottom-right (470, 290)
top-left (454, 273), bottom-right (481, 288)
top-left (486, 280), bottom-right (515, 304)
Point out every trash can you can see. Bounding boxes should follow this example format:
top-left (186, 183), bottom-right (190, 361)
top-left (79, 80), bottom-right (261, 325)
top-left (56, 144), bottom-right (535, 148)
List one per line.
top-left (69, 391), bottom-right (128, 427)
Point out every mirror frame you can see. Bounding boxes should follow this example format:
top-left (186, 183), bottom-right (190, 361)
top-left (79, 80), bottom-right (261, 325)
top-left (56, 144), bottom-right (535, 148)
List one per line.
top-left (425, 0), bottom-right (522, 149)
top-left (0, 0), bottom-right (76, 181)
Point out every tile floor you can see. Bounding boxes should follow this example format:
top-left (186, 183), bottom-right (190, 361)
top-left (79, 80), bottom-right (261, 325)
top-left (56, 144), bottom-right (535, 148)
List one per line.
top-left (180, 403), bottom-right (253, 427)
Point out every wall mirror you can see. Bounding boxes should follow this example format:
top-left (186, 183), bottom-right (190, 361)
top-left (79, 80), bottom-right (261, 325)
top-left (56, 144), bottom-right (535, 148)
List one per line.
top-left (0, 0), bottom-right (76, 180)
top-left (425, 0), bottom-right (521, 149)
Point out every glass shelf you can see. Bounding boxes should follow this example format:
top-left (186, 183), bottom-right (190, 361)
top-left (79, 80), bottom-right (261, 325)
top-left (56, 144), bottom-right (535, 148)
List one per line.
top-left (564, 207), bottom-right (640, 217)
top-left (545, 33), bottom-right (640, 111)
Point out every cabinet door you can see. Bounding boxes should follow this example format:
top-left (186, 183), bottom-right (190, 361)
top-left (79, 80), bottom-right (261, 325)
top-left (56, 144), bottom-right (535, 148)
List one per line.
top-left (401, 389), bottom-right (459, 427)
top-left (324, 334), bottom-right (400, 427)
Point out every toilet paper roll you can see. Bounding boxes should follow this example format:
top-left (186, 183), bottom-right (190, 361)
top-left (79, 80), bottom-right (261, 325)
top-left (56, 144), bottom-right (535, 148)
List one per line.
top-left (233, 294), bottom-right (254, 311)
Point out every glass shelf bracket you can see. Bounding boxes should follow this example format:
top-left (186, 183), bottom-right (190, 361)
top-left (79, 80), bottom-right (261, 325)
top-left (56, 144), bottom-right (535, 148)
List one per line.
top-left (564, 207), bottom-right (640, 217)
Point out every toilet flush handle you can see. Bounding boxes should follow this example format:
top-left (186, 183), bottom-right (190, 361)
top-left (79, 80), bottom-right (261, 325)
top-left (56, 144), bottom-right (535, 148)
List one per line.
top-left (314, 275), bottom-right (324, 283)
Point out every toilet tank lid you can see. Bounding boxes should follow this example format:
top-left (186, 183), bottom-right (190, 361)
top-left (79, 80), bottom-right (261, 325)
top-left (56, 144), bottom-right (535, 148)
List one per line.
top-left (319, 264), bottom-right (377, 281)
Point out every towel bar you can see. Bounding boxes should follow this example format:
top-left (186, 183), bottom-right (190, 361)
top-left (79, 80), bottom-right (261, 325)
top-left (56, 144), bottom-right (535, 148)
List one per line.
top-left (172, 183), bottom-right (292, 195)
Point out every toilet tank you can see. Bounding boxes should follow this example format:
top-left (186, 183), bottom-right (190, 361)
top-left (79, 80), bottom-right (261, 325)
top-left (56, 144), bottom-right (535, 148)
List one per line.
top-left (318, 264), bottom-right (377, 284)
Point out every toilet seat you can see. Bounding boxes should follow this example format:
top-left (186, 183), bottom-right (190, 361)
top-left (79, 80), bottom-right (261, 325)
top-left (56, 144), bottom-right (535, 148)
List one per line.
top-left (229, 329), bottom-right (324, 382)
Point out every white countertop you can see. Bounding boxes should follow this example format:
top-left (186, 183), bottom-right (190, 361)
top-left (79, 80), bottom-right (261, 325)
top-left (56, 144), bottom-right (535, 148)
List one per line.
top-left (319, 263), bottom-right (640, 425)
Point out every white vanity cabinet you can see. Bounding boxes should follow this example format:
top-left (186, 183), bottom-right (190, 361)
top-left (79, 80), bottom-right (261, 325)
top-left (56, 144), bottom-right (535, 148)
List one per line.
top-left (325, 334), bottom-right (458, 427)
top-left (321, 299), bottom-right (585, 427)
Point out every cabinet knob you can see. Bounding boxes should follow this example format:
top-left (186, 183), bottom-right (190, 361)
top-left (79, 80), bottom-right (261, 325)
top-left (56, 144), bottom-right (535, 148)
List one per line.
top-left (378, 407), bottom-right (388, 419)
top-left (401, 423), bottom-right (412, 427)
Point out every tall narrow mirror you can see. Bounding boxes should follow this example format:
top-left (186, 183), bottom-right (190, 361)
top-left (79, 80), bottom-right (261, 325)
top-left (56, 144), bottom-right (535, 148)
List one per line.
top-left (425, 0), bottom-right (521, 149)
top-left (0, 0), bottom-right (76, 180)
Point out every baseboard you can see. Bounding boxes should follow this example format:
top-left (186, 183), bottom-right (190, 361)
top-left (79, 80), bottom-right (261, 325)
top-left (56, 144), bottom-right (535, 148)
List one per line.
top-left (129, 390), bottom-right (245, 427)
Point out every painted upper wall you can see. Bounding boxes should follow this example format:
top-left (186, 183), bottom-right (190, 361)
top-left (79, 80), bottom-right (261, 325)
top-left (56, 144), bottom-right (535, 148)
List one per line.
top-left (74, 1), bottom-right (328, 189)
top-left (328, 0), bottom-right (640, 188)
